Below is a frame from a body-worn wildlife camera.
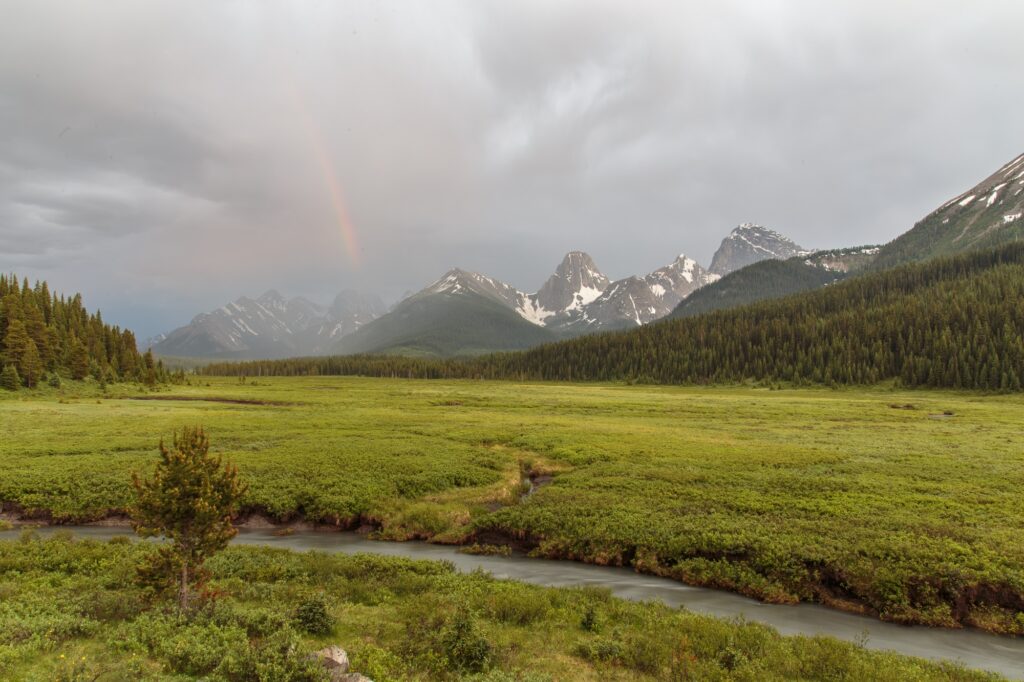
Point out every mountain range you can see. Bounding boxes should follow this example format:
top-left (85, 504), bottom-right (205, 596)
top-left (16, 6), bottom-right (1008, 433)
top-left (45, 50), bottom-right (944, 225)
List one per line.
top-left (150, 224), bottom-right (798, 359)
top-left (150, 290), bottom-right (385, 359)
top-left (151, 151), bottom-right (1024, 360)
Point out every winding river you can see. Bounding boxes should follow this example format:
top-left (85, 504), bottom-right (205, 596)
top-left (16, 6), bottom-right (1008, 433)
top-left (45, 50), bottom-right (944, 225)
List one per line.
top-left (3, 526), bottom-right (1022, 678)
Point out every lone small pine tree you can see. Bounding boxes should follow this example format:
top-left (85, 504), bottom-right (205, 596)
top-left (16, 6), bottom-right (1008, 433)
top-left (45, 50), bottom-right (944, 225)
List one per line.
top-left (131, 427), bottom-right (247, 612)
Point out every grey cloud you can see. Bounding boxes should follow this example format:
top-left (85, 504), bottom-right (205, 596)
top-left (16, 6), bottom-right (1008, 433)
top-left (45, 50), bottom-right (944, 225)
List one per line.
top-left (0, 0), bottom-right (1022, 339)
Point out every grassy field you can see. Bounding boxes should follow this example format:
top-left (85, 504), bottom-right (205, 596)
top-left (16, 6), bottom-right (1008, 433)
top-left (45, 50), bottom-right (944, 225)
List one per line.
top-left (2, 377), bottom-right (1023, 635)
top-left (0, 533), bottom-right (1005, 681)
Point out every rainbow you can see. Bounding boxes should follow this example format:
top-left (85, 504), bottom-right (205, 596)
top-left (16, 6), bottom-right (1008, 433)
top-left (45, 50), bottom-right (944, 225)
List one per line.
top-left (287, 77), bottom-right (362, 268)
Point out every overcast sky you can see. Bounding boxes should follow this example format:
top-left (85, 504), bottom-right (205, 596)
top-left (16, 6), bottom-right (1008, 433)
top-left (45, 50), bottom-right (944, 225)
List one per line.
top-left (2, 0), bottom-right (1022, 339)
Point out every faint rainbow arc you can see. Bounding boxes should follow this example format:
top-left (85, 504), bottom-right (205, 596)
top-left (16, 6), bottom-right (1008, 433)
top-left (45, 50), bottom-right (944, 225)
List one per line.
top-left (286, 77), bottom-right (362, 268)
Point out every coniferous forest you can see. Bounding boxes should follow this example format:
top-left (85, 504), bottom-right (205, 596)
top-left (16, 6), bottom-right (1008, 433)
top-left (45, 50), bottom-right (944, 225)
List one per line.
top-left (201, 243), bottom-right (1024, 391)
top-left (0, 274), bottom-right (164, 388)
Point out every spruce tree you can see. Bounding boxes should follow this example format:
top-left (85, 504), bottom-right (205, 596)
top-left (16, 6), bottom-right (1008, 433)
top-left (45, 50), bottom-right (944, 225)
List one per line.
top-left (2, 318), bottom-right (29, 370)
top-left (131, 427), bottom-right (248, 612)
top-left (20, 339), bottom-right (42, 388)
top-left (68, 336), bottom-right (89, 380)
top-left (0, 364), bottom-right (19, 391)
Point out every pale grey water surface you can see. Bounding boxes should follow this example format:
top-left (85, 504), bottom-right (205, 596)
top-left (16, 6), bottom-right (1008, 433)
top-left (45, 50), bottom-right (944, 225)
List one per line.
top-left (3, 526), bottom-right (1022, 678)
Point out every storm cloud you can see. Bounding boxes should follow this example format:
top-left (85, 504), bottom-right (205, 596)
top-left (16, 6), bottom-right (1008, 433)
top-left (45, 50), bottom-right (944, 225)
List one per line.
top-left (2, 0), bottom-right (1021, 338)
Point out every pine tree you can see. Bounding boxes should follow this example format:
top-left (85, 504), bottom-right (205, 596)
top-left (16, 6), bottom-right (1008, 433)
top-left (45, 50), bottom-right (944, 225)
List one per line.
top-left (20, 339), bottom-right (42, 388)
top-left (131, 427), bottom-right (248, 612)
top-left (0, 364), bottom-right (19, 391)
top-left (143, 349), bottom-right (157, 387)
top-left (2, 318), bottom-right (30, 370)
top-left (69, 336), bottom-right (89, 380)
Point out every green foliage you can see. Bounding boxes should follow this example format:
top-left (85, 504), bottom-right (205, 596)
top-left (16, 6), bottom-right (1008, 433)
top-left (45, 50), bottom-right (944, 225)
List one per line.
top-left (0, 364), bottom-right (19, 391)
top-left (293, 593), bottom-right (335, 635)
top-left (0, 274), bottom-right (159, 385)
top-left (68, 337), bottom-right (89, 381)
top-left (0, 536), bottom-right (1008, 680)
top-left (580, 605), bottom-right (600, 633)
top-left (131, 427), bottom-right (248, 611)
top-left (19, 338), bottom-right (42, 388)
top-left (4, 377), bottom-right (1024, 634)
top-left (483, 584), bottom-right (548, 626)
top-left (441, 608), bottom-right (493, 673)
top-left (672, 257), bottom-right (844, 318)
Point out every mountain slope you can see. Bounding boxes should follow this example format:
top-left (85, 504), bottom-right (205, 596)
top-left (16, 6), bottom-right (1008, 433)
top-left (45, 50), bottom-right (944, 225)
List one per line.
top-left (709, 223), bottom-right (808, 275)
top-left (671, 246), bottom-right (878, 318)
top-left (873, 152), bottom-right (1024, 269)
top-left (336, 284), bottom-right (555, 357)
top-left (152, 290), bottom-right (384, 359)
top-left (671, 258), bottom-right (843, 318)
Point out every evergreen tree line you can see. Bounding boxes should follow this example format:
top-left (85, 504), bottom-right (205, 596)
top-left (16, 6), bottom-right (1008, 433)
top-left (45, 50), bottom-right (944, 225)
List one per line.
top-left (0, 274), bottom-right (166, 389)
top-left (199, 244), bottom-right (1024, 391)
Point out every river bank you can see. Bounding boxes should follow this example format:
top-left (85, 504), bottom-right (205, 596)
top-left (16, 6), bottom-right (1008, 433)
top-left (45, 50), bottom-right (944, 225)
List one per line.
top-left (2, 523), bottom-right (1022, 678)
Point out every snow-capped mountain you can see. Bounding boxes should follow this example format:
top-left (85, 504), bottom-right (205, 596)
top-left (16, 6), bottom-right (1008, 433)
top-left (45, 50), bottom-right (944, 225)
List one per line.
top-left (521, 252), bottom-right (611, 327)
top-left (151, 289), bottom-right (385, 358)
top-left (420, 268), bottom-right (535, 313)
top-left (560, 254), bottom-right (719, 331)
top-left (359, 249), bottom-right (722, 344)
top-left (709, 223), bottom-right (809, 276)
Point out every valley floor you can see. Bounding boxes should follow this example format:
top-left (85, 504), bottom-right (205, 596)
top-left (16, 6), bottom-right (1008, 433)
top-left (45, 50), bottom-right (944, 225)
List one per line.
top-left (2, 377), bottom-right (1023, 640)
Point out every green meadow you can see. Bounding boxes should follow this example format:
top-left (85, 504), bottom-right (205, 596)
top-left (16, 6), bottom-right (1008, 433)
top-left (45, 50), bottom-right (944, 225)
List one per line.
top-left (2, 377), bottom-right (1023, 635)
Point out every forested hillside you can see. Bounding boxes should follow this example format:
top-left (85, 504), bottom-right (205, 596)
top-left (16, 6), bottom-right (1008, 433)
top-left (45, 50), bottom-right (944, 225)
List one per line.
top-left (202, 244), bottom-right (1024, 391)
top-left (0, 274), bottom-right (163, 388)
top-left (670, 258), bottom-right (843, 319)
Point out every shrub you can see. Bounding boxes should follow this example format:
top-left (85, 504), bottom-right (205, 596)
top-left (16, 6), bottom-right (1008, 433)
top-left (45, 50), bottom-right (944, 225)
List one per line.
top-left (442, 609), bottom-right (492, 673)
top-left (294, 593), bottom-right (335, 635)
top-left (353, 643), bottom-right (406, 681)
top-left (215, 627), bottom-right (327, 682)
top-left (48, 373), bottom-right (62, 388)
top-left (485, 586), bottom-right (548, 625)
top-left (580, 605), bottom-right (600, 632)
top-left (573, 636), bottom-right (623, 663)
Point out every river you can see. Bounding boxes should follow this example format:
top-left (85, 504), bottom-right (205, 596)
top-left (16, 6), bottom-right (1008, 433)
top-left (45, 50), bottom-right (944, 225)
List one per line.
top-left (2, 525), bottom-right (1021, 678)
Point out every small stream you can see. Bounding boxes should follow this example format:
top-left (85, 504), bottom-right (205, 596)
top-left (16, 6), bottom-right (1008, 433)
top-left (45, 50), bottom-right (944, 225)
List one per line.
top-left (3, 526), bottom-right (1022, 678)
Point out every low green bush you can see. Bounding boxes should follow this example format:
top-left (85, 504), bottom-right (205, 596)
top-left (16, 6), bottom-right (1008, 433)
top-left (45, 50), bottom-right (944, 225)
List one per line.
top-left (293, 593), bottom-right (335, 636)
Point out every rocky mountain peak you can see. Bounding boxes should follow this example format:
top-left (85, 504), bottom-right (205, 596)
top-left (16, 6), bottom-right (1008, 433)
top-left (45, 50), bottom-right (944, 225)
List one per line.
top-left (534, 251), bottom-right (610, 314)
top-left (709, 224), bottom-right (806, 276)
top-left (257, 289), bottom-right (287, 307)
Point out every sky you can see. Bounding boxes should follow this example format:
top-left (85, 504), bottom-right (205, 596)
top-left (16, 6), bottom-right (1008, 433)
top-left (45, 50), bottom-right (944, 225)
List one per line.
top-left (2, 0), bottom-right (1022, 340)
